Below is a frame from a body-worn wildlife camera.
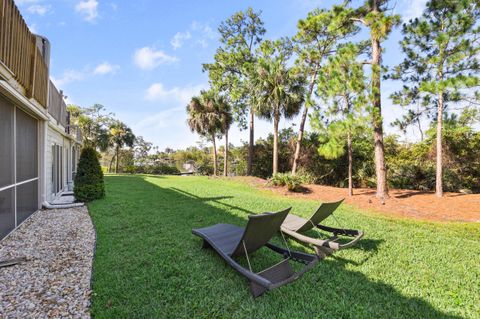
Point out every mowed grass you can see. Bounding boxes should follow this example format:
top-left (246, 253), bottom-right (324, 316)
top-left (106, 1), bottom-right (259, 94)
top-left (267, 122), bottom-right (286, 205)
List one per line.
top-left (88, 175), bottom-right (480, 318)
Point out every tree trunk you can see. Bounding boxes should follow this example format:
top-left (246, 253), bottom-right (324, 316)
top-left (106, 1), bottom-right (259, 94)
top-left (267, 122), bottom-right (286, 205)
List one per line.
top-left (371, 4), bottom-right (389, 200)
top-left (417, 118), bottom-right (424, 141)
top-left (212, 134), bottom-right (218, 176)
top-left (247, 108), bottom-right (254, 175)
top-left (224, 130), bottom-right (228, 177)
top-left (347, 131), bottom-right (353, 197)
top-left (109, 154), bottom-right (116, 173)
top-left (436, 91), bottom-right (444, 197)
top-left (115, 146), bottom-right (120, 174)
top-left (292, 69), bottom-right (318, 175)
top-left (273, 111), bottom-right (279, 175)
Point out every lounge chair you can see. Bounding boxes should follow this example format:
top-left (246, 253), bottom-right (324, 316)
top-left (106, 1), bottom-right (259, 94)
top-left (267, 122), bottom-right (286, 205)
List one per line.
top-left (192, 208), bottom-right (319, 297)
top-left (281, 199), bottom-right (363, 257)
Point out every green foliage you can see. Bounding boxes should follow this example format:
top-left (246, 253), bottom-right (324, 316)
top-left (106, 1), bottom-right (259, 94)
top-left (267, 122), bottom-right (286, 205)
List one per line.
top-left (203, 7), bottom-right (265, 128)
top-left (252, 38), bottom-right (305, 124)
top-left (186, 90), bottom-right (231, 139)
top-left (133, 164), bottom-right (180, 175)
top-left (385, 116), bottom-right (480, 192)
top-left (68, 104), bottom-right (114, 151)
top-left (173, 146), bottom-right (214, 176)
top-left (268, 172), bottom-right (314, 192)
top-left (74, 147), bottom-right (105, 202)
top-left (187, 90), bottom-right (233, 175)
top-left (391, 0), bottom-right (480, 122)
top-left (250, 39), bottom-right (306, 174)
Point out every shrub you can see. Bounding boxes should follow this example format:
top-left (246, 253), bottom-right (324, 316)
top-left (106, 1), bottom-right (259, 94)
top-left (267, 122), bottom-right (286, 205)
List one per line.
top-left (136, 164), bottom-right (180, 175)
top-left (269, 173), bottom-right (303, 192)
top-left (74, 147), bottom-right (105, 202)
top-left (150, 164), bottom-right (180, 175)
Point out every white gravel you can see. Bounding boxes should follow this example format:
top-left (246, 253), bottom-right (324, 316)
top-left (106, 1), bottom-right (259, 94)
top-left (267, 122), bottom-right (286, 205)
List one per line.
top-left (0, 207), bottom-right (95, 318)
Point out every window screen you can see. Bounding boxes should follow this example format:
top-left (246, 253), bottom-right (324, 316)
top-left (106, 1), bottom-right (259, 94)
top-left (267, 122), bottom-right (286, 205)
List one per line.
top-left (0, 97), bottom-right (14, 188)
top-left (0, 188), bottom-right (15, 239)
top-left (16, 180), bottom-right (38, 224)
top-left (16, 108), bottom-right (38, 182)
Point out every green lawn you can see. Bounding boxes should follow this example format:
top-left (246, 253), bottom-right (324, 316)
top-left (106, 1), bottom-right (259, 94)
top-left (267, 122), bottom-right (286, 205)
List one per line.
top-left (88, 175), bottom-right (480, 318)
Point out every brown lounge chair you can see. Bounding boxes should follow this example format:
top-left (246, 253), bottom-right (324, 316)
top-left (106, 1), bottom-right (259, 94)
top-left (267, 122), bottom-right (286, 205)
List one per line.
top-left (281, 199), bottom-right (364, 258)
top-left (192, 208), bottom-right (319, 297)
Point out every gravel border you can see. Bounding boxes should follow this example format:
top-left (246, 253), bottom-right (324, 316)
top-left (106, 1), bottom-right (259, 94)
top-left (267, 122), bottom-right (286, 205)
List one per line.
top-left (0, 207), bottom-right (95, 318)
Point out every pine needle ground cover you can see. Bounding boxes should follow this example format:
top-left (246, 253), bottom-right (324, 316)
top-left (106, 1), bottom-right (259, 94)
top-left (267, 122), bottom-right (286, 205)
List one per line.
top-left (88, 175), bottom-right (479, 318)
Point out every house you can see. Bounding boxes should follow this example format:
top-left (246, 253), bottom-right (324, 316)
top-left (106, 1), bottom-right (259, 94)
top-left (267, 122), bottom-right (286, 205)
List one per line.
top-left (0, 0), bottom-right (82, 240)
top-left (182, 160), bottom-right (197, 174)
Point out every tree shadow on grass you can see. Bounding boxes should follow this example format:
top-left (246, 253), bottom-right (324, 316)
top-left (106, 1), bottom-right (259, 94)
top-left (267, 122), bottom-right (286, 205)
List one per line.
top-left (90, 175), bottom-right (462, 319)
top-left (170, 186), bottom-right (254, 215)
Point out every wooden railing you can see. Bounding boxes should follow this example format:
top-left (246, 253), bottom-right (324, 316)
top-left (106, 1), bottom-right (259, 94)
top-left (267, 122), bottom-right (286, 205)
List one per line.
top-left (48, 80), bottom-right (68, 127)
top-left (0, 0), bottom-right (48, 108)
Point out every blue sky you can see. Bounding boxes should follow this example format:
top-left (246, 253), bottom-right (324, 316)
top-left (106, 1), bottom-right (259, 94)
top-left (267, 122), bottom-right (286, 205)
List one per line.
top-left (17, 0), bottom-right (427, 150)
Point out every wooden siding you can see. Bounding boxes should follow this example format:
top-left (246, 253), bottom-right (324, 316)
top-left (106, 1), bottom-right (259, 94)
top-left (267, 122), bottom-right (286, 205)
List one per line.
top-left (0, 0), bottom-right (48, 108)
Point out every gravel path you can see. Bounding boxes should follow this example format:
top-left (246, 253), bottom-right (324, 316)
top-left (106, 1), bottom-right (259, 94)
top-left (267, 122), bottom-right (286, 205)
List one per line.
top-left (0, 207), bottom-right (95, 318)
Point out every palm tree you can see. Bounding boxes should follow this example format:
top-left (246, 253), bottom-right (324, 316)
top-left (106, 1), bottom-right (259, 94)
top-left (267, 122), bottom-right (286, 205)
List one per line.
top-left (186, 91), bottom-right (223, 175)
top-left (215, 96), bottom-right (233, 176)
top-left (251, 41), bottom-right (305, 174)
top-left (109, 120), bottom-right (135, 173)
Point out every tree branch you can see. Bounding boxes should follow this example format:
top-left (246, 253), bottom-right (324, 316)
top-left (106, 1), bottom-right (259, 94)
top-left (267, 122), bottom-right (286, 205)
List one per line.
top-left (350, 17), bottom-right (367, 25)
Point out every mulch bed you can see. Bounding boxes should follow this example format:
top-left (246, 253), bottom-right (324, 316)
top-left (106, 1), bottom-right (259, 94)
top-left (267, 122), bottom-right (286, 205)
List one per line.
top-left (233, 177), bottom-right (480, 223)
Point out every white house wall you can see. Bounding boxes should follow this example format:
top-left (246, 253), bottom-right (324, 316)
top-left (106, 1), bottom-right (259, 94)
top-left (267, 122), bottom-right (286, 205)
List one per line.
top-left (46, 125), bottom-right (76, 203)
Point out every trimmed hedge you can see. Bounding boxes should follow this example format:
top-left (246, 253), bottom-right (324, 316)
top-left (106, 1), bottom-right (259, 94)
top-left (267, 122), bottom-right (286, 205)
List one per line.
top-left (74, 147), bottom-right (105, 202)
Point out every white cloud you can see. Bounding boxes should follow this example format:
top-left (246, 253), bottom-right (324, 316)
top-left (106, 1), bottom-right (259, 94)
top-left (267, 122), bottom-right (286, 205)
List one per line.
top-left (145, 82), bottom-right (206, 102)
top-left (170, 31), bottom-right (191, 50)
top-left (93, 62), bottom-right (119, 75)
top-left (402, 0), bottom-right (427, 22)
top-left (134, 106), bottom-right (184, 130)
top-left (27, 4), bottom-right (51, 15)
top-left (75, 0), bottom-right (99, 22)
top-left (133, 47), bottom-right (178, 70)
top-left (170, 21), bottom-right (216, 50)
top-left (51, 69), bottom-right (85, 87)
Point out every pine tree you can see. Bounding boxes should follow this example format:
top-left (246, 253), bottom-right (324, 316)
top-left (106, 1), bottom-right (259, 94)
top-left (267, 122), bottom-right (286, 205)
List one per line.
top-left (391, 0), bottom-right (480, 197)
top-left (314, 43), bottom-right (369, 196)
top-left (351, 0), bottom-right (400, 199)
top-left (291, 5), bottom-right (359, 175)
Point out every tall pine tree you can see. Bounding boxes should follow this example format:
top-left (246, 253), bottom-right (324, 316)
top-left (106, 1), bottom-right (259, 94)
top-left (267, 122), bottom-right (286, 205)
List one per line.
top-left (391, 0), bottom-right (480, 197)
top-left (351, 0), bottom-right (400, 200)
top-left (314, 43), bottom-right (369, 196)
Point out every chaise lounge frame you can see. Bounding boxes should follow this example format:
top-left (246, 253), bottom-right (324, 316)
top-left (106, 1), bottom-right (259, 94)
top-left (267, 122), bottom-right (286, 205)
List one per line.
top-left (192, 208), bottom-right (319, 297)
top-left (281, 199), bottom-right (364, 257)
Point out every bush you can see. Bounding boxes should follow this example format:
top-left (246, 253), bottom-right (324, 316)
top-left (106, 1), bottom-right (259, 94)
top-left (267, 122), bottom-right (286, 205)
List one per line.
top-left (135, 164), bottom-right (180, 175)
top-left (74, 147), bottom-right (105, 202)
top-left (150, 164), bottom-right (180, 175)
top-left (269, 173), bottom-right (303, 192)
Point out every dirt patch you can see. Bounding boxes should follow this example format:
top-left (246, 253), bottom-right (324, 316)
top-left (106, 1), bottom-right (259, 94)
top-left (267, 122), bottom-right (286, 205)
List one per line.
top-left (232, 177), bottom-right (480, 223)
